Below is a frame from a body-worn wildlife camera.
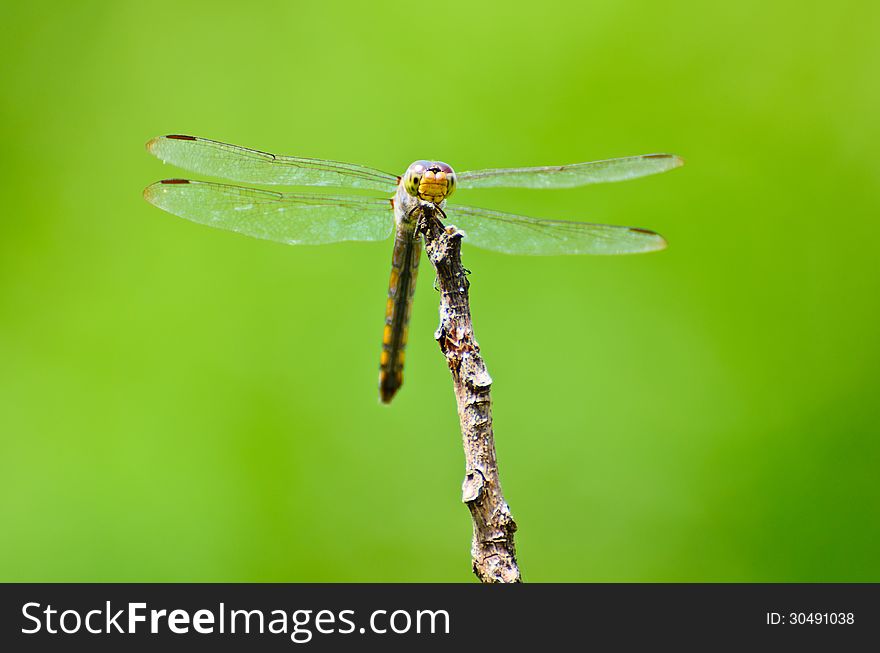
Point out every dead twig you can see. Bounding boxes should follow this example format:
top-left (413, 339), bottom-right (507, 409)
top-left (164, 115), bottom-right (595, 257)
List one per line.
top-left (418, 207), bottom-right (521, 583)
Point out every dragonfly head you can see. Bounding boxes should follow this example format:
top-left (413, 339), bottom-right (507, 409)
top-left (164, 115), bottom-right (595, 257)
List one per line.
top-left (402, 160), bottom-right (456, 204)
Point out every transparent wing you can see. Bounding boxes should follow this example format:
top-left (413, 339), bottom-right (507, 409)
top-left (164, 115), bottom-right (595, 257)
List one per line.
top-left (143, 179), bottom-right (394, 245)
top-left (457, 154), bottom-right (683, 190)
top-left (444, 204), bottom-right (666, 255)
top-left (146, 135), bottom-right (399, 193)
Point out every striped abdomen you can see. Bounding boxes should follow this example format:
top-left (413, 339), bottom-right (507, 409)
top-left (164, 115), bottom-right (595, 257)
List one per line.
top-left (379, 223), bottom-right (421, 403)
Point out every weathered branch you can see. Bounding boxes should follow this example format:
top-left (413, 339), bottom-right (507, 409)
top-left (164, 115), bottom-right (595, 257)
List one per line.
top-left (418, 207), bottom-right (521, 583)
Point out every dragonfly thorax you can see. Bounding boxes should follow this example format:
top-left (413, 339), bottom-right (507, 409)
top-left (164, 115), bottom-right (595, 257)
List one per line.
top-left (402, 160), bottom-right (457, 204)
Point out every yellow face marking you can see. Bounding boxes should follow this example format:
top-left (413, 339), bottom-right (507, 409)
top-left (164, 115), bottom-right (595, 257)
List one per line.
top-left (418, 170), bottom-right (450, 204)
top-left (402, 160), bottom-right (457, 203)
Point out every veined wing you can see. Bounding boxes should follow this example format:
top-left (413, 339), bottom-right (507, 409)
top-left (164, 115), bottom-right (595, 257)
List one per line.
top-left (444, 204), bottom-right (666, 255)
top-left (457, 154), bottom-right (683, 190)
top-left (143, 179), bottom-right (393, 245)
top-left (146, 135), bottom-right (399, 193)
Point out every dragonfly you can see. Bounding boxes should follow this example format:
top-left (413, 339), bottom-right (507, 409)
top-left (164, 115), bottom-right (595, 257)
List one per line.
top-left (143, 135), bottom-right (682, 403)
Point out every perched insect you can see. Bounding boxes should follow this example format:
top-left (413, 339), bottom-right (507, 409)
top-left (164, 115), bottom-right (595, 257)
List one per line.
top-left (144, 135), bottom-right (682, 402)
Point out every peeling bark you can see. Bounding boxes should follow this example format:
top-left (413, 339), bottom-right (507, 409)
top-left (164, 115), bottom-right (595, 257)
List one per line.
top-left (418, 207), bottom-right (521, 584)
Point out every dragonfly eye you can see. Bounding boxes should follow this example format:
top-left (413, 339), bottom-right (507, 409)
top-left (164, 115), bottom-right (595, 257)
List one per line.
top-left (435, 161), bottom-right (456, 199)
top-left (403, 160), bottom-right (430, 197)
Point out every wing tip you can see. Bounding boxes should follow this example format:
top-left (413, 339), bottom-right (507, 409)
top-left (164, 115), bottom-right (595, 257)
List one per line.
top-left (643, 153), bottom-right (685, 170)
top-left (142, 183), bottom-right (159, 205)
top-left (629, 227), bottom-right (668, 252)
top-left (143, 179), bottom-right (192, 204)
top-left (142, 181), bottom-right (162, 204)
top-left (652, 234), bottom-right (669, 251)
top-left (146, 134), bottom-right (198, 154)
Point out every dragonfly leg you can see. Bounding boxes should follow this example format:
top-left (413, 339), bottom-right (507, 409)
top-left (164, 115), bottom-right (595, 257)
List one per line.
top-left (432, 205), bottom-right (468, 276)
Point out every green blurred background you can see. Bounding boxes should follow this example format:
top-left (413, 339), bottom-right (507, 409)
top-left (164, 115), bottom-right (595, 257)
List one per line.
top-left (1, 0), bottom-right (878, 582)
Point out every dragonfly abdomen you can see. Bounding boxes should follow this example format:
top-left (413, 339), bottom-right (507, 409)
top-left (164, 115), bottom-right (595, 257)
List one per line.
top-left (379, 223), bottom-right (421, 403)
